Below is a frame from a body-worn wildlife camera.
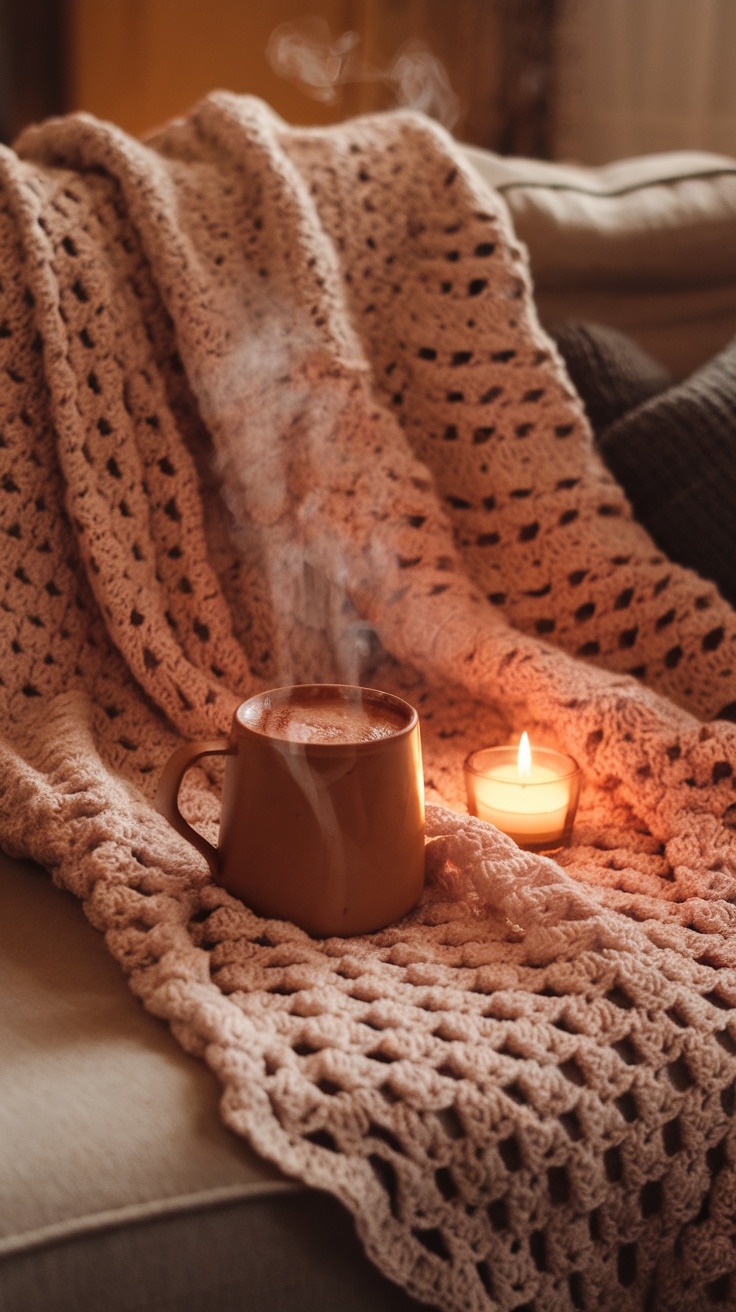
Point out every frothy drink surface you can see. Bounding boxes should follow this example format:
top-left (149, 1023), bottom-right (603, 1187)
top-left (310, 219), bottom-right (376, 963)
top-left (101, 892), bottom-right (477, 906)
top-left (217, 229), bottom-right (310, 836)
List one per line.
top-left (255, 696), bottom-right (406, 744)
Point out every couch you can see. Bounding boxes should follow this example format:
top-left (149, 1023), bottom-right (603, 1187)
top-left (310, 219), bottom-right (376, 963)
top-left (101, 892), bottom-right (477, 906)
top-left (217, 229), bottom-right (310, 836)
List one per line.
top-left (2, 139), bottom-right (736, 1312)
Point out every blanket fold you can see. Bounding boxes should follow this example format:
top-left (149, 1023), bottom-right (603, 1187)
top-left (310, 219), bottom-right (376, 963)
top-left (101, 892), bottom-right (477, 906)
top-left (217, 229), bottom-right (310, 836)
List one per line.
top-left (3, 95), bottom-right (736, 1311)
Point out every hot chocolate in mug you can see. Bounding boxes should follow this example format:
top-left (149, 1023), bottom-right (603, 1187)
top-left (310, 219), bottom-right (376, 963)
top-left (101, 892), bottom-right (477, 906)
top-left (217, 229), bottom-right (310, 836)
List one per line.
top-left (156, 684), bottom-right (426, 937)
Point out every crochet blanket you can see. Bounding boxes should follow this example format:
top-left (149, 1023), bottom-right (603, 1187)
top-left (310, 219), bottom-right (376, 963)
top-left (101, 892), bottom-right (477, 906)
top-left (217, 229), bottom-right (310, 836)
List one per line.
top-left (3, 95), bottom-right (736, 1312)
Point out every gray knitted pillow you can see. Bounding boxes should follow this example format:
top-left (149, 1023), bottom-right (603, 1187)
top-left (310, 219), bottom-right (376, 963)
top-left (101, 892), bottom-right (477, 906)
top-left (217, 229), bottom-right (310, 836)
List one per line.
top-left (555, 323), bottom-right (736, 610)
top-left (551, 321), bottom-right (672, 432)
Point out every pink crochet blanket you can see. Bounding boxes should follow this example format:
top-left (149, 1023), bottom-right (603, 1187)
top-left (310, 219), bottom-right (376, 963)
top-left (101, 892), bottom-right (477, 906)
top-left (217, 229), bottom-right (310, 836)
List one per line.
top-left (3, 95), bottom-right (736, 1311)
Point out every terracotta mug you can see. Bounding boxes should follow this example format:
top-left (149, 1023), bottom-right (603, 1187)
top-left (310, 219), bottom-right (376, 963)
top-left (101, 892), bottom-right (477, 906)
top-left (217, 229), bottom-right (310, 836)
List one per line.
top-left (156, 684), bottom-right (426, 937)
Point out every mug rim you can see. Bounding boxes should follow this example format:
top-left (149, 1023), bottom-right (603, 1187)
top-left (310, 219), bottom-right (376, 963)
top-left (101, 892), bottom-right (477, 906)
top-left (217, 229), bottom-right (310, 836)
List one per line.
top-left (232, 683), bottom-right (419, 751)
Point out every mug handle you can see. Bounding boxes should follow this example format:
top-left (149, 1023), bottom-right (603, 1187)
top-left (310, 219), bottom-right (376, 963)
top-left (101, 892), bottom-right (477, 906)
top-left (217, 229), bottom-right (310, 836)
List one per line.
top-left (155, 739), bottom-right (233, 878)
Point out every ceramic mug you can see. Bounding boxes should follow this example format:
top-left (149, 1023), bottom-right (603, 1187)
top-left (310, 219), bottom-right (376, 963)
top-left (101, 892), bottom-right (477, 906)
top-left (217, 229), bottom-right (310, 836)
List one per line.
top-left (156, 684), bottom-right (426, 937)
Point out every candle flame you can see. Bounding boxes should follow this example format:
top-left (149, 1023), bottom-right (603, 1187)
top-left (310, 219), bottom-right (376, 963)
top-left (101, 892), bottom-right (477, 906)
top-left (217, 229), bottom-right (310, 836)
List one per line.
top-left (518, 731), bottom-right (532, 779)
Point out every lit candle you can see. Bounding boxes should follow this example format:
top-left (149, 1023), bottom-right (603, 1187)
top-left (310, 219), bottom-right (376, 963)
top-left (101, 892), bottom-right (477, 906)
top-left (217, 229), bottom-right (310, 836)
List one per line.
top-left (464, 733), bottom-right (581, 851)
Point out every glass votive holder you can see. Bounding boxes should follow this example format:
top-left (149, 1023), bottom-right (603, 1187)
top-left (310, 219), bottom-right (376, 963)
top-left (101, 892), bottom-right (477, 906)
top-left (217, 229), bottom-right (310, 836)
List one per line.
top-left (464, 743), bottom-right (582, 852)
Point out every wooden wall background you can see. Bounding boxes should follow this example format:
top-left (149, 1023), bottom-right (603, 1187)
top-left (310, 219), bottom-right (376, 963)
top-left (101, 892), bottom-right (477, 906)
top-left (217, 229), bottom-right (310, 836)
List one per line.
top-left (0, 0), bottom-right (66, 142)
top-left (0, 0), bottom-right (559, 154)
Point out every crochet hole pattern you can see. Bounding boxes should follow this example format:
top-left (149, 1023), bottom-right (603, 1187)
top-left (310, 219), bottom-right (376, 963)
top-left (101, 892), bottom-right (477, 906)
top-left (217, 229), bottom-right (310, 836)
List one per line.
top-left (291, 129), bottom-right (736, 718)
top-left (177, 850), bottom-right (736, 1312)
top-left (4, 97), bottom-right (736, 1311)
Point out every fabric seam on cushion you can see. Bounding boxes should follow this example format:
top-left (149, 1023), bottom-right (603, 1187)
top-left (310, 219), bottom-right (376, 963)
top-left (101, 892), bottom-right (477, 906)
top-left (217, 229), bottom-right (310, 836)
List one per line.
top-left (496, 166), bottom-right (736, 199)
top-left (0, 1180), bottom-right (303, 1261)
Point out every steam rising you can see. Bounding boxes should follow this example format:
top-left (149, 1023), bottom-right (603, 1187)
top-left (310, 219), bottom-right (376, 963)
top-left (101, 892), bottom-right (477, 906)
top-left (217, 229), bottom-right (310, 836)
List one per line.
top-left (266, 18), bottom-right (363, 104)
top-left (267, 16), bottom-right (460, 130)
top-left (388, 39), bottom-right (460, 128)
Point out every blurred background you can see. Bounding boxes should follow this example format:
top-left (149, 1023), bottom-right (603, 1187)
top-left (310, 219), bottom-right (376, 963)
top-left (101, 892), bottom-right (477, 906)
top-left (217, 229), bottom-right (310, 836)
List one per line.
top-left (1, 0), bottom-right (735, 163)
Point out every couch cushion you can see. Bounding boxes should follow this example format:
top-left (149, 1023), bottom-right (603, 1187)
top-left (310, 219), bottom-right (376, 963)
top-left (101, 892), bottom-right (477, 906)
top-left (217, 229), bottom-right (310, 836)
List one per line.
top-left (0, 852), bottom-right (290, 1247)
top-left (462, 146), bottom-right (736, 378)
top-left (0, 1190), bottom-right (425, 1312)
top-left (0, 851), bottom-right (423, 1311)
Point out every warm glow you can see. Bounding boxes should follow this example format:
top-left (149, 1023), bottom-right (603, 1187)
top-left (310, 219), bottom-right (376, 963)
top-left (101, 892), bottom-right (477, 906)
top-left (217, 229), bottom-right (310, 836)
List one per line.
top-left (464, 737), bottom-right (580, 851)
top-left (517, 731), bottom-right (531, 779)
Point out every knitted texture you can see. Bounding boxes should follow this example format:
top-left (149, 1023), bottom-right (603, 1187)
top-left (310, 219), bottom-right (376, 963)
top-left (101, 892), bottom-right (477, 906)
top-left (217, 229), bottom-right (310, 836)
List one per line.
top-left (554, 322), bottom-right (736, 627)
top-left (4, 96), bottom-right (736, 1311)
top-left (551, 321), bottom-right (673, 434)
top-left (597, 336), bottom-right (736, 619)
